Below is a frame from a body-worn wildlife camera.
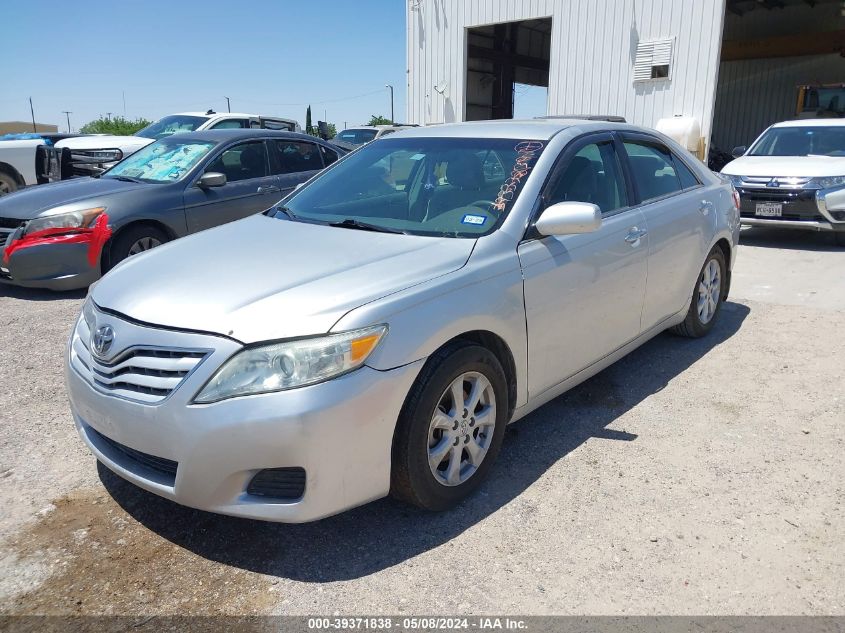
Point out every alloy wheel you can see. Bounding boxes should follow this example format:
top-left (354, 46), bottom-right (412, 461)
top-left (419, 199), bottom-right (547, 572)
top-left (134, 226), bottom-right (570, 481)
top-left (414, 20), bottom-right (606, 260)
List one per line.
top-left (427, 371), bottom-right (497, 487)
top-left (127, 236), bottom-right (162, 257)
top-left (697, 258), bottom-right (722, 324)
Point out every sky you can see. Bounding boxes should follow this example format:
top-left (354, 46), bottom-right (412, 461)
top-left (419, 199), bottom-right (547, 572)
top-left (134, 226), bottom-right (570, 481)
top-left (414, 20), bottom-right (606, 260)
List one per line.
top-left (0, 0), bottom-right (410, 132)
top-left (1, 0), bottom-right (548, 133)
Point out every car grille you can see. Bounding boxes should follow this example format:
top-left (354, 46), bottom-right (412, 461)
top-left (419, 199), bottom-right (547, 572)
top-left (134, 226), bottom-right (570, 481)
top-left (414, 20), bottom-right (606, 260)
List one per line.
top-left (0, 217), bottom-right (26, 230)
top-left (247, 468), bottom-right (306, 501)
top-left (70, 314), bottom-right (208, 404)
top-left (737, 186), bottom-right (823, 221)
top-left (86, 426), bottom-right (178, 484)
top-left (737, 176), bottom-right (813, 188)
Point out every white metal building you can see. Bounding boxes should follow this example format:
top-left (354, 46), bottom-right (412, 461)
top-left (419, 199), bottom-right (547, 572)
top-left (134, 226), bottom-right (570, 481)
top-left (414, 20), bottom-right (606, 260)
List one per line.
top-left (406, 0), bottom-right (844, 156)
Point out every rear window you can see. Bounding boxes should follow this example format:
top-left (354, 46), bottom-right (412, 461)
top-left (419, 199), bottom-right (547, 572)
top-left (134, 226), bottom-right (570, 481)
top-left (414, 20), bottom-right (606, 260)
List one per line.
top-left (624, 141), bottom-right (682, 201)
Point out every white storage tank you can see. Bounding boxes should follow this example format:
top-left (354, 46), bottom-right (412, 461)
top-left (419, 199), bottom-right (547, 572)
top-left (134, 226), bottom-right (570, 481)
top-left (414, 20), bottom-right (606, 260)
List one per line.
top-left (656, 115), bottom-right (701, 152)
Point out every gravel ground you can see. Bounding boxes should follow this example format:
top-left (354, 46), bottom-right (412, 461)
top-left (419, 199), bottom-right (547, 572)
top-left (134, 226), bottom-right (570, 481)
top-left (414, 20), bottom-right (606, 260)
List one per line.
top-left (0, 226), bottom-right (842, 616)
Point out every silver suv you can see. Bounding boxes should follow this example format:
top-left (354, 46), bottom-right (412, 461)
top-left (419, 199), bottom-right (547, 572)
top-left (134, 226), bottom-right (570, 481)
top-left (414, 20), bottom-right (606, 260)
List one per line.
top-left (66, 119), bottom-right (740, 522)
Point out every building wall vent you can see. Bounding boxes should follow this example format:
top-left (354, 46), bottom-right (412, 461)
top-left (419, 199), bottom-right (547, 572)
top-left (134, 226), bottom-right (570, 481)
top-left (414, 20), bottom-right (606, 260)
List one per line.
top-left (634, 38), bottom-right (674, 82)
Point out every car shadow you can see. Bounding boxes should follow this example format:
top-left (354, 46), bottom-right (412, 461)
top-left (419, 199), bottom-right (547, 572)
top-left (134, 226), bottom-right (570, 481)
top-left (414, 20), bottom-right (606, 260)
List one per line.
top-left (0, 285), bottom-right (86, 301)
top-left (739, 226), bottom-right (842, 252)
top-left (99, 301), bottom-right (750, 582)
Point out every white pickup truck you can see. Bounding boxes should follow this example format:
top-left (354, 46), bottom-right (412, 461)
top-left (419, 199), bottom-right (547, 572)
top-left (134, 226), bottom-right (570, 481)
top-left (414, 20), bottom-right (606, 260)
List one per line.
top-left (0, 111), bottom-right (301, 195)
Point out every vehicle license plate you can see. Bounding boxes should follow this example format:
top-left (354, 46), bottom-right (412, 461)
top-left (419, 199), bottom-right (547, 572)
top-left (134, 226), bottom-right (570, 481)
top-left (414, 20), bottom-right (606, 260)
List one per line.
top-left (755, 202), bottom-right (782, 217)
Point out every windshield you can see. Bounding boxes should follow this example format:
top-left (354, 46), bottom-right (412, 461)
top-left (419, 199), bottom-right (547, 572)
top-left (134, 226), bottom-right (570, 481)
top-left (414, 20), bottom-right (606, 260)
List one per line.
top-left (105, 138), bottom-right (215, 183)
top-left (335, 129), bottom-right (378, 145)
top-left (273, 137), bottom-right (546, 238)
top-left (135, 115), bottom-right (209, 140)
top-left (749, 126), bottom-right (845, 157)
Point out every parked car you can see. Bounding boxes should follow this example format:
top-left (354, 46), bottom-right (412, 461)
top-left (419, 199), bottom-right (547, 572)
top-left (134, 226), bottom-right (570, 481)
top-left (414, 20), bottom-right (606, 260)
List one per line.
top-left (66, 119), bottom-right (739, 522)
top-left (722, 119), bottom-right (845, 245)
top-left (0, 129), bottom-right (343, 289)
top-left (55, 111), bottom-right (302, 178)
top-left (0, 133), bottom-right (83, 196)
top-left (334, 124), bottom-right (416, 146)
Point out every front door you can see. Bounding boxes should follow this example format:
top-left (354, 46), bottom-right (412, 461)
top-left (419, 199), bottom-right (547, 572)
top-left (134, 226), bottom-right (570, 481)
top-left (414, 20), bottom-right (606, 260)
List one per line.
top-left (183, 140), bottom-right (280, 233)
top-left (518, 135), bottom-right (649, 397)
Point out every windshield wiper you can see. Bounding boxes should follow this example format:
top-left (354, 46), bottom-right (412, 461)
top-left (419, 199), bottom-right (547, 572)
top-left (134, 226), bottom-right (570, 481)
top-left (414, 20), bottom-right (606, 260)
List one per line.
top-left (328, 218), bottom-right (407, 234)
top-left (273, 205), bottom-right (299, 220)
top-left (108, 175), bottom-right (143, 183)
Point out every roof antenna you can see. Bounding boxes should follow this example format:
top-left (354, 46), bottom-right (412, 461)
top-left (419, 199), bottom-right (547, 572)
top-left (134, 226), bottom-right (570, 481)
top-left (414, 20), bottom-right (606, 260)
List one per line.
top-left (206, 109), bottom-right (216, 115)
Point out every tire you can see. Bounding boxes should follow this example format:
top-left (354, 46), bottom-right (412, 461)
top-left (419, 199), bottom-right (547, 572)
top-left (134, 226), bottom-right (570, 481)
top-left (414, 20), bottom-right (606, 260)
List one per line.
top-left (391, 341), bottom-right (509, 511)
top-left (104, 224), bottom-right (169, 273)
top-left (0, 171), bottom-right (18, 197)
top-left (834, 232), bottom-right (845, 247)
top-left (670, 246), bottom-right (727, 338)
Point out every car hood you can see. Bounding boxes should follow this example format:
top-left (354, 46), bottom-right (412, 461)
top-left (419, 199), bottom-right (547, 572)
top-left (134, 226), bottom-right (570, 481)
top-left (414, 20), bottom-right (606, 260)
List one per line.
top-left (0, 177), bottom-right (148, 220)
top-left (722, 155), bottom-right (845, 178)
top-left (91, 214), bottom-right (476, 343)
top-left (56, 135), bottom-right (153, 153)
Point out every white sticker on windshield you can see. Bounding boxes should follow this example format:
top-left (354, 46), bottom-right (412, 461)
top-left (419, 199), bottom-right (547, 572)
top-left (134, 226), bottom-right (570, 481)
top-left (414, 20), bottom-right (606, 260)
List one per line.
top-left (461, 214), bottom-right (487, 226)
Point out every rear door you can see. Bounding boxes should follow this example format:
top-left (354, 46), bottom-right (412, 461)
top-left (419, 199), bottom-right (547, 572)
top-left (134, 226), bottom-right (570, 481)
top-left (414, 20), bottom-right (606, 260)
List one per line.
top-left (183, 140), bottom-right (280, 233)
top-left (268, 139), bottom-right (325, 195)
top-left (619, 134), bottom-right (714, 328)
top-left (518, 133), bottom-right (649, 396)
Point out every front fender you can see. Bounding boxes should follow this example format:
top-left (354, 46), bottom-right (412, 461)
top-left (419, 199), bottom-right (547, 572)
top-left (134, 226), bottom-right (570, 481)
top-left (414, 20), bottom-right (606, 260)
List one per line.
top-left (331, 244), bottom-right (529, 410)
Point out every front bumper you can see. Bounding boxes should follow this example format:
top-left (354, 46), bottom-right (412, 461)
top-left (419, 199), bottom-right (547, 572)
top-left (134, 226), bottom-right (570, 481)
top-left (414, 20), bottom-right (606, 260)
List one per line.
top-left (0, 236), bottom-right (101, 290)
top-left (65, 308), bottom-right (424, 523)
top-left (736, 185), bottom-right (845, 232)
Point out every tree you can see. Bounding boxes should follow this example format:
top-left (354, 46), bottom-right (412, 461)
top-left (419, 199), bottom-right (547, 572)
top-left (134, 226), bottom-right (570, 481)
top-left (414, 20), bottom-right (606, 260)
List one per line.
top-left (305, 105), bottom-right (313, 135)
top-left (79, 115), bottom-right (151, 135)
top-left (368, 115), bottom-right (392, 126)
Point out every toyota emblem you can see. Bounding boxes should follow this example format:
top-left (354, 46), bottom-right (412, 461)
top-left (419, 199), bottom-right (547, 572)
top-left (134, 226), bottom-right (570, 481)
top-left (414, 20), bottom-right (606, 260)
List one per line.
top-left (91, 325), bottom-right (115, 358)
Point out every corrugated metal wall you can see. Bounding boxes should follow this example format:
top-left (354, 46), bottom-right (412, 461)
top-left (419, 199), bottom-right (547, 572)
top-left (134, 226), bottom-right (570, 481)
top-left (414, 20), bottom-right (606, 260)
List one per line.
top-left (406, 0), bottom-right (726, 140)
top-left (712, 54), bottom-right (845, 152)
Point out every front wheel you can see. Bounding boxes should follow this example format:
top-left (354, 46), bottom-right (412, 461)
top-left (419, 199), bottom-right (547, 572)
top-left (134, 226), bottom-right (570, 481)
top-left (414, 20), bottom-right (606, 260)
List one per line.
top-left (103, 225), bottom-right (168, 273)
top-left (0, 171), bottom-right (18, 197)
top-left (670, 246), bottom-right (727, 338)
top-left (391, 341), bottom-right (508, 511)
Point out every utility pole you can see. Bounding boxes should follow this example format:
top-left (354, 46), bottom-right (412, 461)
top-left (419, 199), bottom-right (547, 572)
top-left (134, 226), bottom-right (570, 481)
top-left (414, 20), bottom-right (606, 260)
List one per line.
top-left (224, 96), bottom-right (231, 112)
top-left (28, 97), bottom-right (36, 132)
top-left (62, 111), bottom-right (72, 133)
top-left (122, 90), bottom-right (126, 116)
top-left (106, 112), bottom-right (113, 120)
top-left (385, 84), bottom-right (394, 124)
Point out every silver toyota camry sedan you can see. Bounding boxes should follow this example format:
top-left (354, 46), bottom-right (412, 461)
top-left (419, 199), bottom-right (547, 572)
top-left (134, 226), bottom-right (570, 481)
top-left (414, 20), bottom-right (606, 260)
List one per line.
top-left (66, 119), bottom-right (740, 522)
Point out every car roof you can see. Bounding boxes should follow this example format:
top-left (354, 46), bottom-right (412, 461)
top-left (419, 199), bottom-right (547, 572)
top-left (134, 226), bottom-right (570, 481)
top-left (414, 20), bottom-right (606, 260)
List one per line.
top-left (772, 119), bottom-right (845, 128)
top-left (393, 118), bottom-right (646, 140)
top-left (173, 111), bottom-right (298, 122)
top-left (156, 129), bottom-right (323, 143)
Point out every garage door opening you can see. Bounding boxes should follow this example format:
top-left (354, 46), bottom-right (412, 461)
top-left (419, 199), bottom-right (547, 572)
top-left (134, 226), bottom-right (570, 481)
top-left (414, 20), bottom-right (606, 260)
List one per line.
top-left (710, 0), bottom-right (845, 166)
top-left (465, 18), bottom-right (552, 121)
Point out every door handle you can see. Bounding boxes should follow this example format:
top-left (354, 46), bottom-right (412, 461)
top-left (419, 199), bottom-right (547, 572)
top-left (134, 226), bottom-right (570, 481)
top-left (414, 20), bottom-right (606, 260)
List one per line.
top-left (624, 227), bottom-right (647, 245)
top-left (257, 185), bottom-right (280, 194)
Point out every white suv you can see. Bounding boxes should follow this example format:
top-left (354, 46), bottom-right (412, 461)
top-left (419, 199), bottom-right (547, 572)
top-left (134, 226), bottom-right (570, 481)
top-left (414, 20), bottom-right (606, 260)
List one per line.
top-left (56, 111), bottom-right (301, 177)
top-left (721, 119), bottom-right (845, 245)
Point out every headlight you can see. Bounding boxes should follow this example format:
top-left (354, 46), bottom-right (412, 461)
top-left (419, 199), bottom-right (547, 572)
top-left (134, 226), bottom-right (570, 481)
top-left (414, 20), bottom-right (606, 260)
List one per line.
top-left (24, 207), bottom-right (105, 236)
top-left (72, 149), bottom-right (124, 162)
top-left (815, 175), bottom-right (845, 189)
top-left (193, 325), bottom-right (388, 403)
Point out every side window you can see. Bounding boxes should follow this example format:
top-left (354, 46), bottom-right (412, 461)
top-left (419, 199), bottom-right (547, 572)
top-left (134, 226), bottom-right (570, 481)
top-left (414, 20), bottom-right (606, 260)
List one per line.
top-left (673, 154), bottom-right (700, 189)
top-left (210, 119), bottom-right (249, 130)
top-left (319, 145), bottom-right (338, 166)
top-left (547, 142), bottom-right (628, 215)
top-left (206, 141), bottom-right (269, 183)
top-left (272, 141), bottom-right (324, 174)
top-left (623, 141), bottom-right (682, 201)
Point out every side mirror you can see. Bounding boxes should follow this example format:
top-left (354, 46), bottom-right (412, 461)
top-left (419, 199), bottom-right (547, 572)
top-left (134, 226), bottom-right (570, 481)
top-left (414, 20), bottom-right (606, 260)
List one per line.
top-left (197, 172), bottom-right (226, 188)
top-left (731, 146), bottom-right (747, 159)
top-left (535, 201), bottom-right (602, 237)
